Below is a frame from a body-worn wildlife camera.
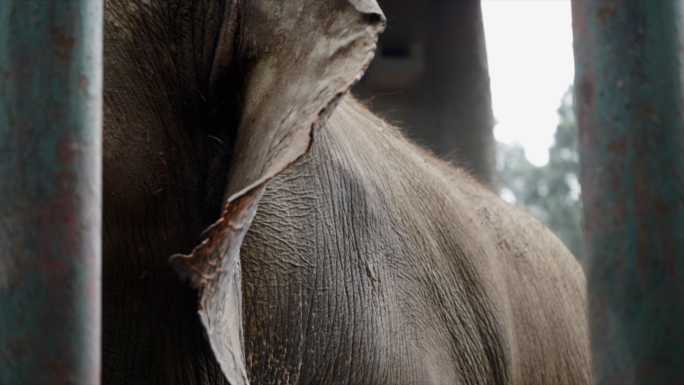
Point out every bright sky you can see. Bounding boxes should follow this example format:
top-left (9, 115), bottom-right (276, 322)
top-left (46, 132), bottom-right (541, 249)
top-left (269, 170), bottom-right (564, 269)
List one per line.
top-left (481, 0), bottom-right (575, 166)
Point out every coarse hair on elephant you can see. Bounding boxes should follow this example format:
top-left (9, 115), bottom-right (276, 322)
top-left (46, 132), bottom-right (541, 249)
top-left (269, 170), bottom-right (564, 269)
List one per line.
top-left (101, 0), bottom-right (590, 384)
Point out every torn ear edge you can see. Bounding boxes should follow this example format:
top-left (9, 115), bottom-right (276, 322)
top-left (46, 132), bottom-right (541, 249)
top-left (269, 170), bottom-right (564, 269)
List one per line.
top-left (168, 1), bottom-right (384, 383)
top-left (170, 107), bottom-right (342, 290)
top-left (169, 0), bottom-right (385, 292)
top-left (167, 91), bottom-right (344, 290)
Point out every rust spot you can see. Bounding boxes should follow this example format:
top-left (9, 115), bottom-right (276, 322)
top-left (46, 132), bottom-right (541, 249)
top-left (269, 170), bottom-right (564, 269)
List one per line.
top-left (607, 138), bottom-right (627, 155)
top-left (579, 77), bottom-right (595, 107)
top-left (51, 28), bottom-right (75, 64)
top-left (597, 7), bottom-right (617, 24)
top-left (79, 76), bottom-right (89, 98)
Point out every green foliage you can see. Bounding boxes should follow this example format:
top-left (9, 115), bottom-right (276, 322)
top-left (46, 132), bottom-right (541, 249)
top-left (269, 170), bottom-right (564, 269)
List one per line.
top-left (499, 87), bottom-right (583, 260)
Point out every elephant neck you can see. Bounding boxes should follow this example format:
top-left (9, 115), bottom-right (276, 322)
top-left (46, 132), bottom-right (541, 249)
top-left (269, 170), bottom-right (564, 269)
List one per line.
top-left (101, 1), bottom-right (232, 383)
top-left (102, 223), bottom-right (229, 384)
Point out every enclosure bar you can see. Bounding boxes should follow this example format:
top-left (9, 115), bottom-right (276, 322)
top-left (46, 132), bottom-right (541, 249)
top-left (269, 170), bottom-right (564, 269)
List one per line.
top-left (0, 1), bottom-right (103, 383)
top-left (572, 1), bottom-right (684, 383)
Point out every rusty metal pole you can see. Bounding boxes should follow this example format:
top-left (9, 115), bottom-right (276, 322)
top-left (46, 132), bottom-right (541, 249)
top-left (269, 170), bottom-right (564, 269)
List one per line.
top-left (0, 1), bottom-right (103, 383)
top-left (573, 1), bottom-right (684, 383)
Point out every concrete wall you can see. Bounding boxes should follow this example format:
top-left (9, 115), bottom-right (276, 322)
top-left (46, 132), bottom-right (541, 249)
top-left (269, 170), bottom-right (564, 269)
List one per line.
top-left (353, 0), bottom-right (497, 190)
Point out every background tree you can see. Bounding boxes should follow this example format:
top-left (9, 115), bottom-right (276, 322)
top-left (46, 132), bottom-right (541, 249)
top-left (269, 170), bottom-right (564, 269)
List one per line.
top-left (499, 87), bottom-right (582, 260)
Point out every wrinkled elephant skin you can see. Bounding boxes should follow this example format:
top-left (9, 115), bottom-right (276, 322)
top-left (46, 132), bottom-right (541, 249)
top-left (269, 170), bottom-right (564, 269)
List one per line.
top-left (101, 0), bottom-right (591, 384)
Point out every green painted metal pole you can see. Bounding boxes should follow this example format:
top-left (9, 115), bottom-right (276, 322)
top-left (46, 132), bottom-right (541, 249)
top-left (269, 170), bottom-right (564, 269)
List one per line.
top-left (0, 1), bottom-right (103, 383)
top-left (572, 1), bottom-right (684, 383)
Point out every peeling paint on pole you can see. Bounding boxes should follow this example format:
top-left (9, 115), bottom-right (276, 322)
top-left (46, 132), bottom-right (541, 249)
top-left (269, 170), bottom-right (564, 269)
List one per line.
top-left (0, 1), bottom-right (103, 384)
top-left (572, 0), bottom-right (684, 383)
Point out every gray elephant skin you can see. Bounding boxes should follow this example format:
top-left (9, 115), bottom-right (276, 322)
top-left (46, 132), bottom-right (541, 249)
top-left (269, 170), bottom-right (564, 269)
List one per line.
top-left (102, 0), bottom-right (591, 384)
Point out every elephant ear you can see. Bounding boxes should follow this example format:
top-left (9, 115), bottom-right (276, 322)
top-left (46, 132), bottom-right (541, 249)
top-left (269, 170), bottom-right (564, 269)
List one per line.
top-left (170, 1), bottom-right (385, 384)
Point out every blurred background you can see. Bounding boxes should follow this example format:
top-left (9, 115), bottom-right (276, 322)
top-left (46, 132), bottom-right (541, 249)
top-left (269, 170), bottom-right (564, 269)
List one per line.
top-left (352, 0), bottom-right (581, 260)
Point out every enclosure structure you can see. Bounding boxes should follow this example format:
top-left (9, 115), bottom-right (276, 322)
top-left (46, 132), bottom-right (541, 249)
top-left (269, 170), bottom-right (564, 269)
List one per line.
top-left (1, 0), bottom-right (683, 383)
top-left (573, 0), bottom-right (684, 383)
top-left (0, 1), bottom-right (103, 383)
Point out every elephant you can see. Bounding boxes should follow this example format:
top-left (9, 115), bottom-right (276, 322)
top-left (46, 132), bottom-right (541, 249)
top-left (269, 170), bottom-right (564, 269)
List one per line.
top-left (102, 0), bottom-right (591, 384)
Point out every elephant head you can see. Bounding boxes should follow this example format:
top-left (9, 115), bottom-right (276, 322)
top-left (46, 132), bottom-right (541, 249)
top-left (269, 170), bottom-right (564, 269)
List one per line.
top-left (103, 1), bottom-right (592, 384)
top-left (102, 0), bottom-right (384, 383)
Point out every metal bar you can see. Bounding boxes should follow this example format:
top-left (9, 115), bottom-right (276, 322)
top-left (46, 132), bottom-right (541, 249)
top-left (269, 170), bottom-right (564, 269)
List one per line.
top-left (572, 1), bottom-right (684, 383)
top-left (0, 1), bottom-right (103, 383)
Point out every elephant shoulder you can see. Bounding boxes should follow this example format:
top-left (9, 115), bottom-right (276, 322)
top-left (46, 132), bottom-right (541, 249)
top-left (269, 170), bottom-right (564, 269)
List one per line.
top-left (248, 96), bottom-right (590, 384)
top-left (449, 174), bottom-right (590, 384)
top-left (320, 97), bottom-right (590, 384)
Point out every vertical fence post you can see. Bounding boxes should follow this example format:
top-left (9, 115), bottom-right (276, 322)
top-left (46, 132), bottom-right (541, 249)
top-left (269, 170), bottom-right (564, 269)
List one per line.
top-left (572, 1), bottom-right (684, 383)
top-left (0, 1), bottom-right (103, 383)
